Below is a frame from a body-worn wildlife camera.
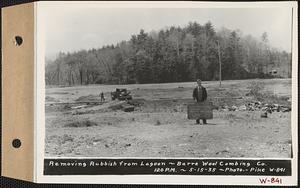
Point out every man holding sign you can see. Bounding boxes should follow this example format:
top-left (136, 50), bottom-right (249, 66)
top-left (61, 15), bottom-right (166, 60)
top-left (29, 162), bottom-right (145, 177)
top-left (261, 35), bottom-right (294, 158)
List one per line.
top-left (192, 79), bottom-right (208, 124)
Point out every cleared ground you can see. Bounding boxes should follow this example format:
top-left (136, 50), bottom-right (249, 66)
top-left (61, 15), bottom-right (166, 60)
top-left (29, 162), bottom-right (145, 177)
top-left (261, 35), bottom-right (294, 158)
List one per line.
top-left (45, 79), bottom-right (292, 158)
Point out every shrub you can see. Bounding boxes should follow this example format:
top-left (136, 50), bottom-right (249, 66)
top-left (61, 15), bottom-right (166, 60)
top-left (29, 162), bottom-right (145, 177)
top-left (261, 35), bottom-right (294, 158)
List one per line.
top-left (155, 120), bottom-right (161, 126)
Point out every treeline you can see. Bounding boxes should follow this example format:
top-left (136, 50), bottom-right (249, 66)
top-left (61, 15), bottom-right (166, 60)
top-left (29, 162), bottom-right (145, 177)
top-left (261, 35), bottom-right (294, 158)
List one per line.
top-left (45, 21), bottom-right (291, 85)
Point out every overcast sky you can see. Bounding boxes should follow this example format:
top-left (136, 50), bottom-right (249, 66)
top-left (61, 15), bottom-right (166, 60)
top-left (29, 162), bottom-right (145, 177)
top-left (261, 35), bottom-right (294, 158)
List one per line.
top-left (42, 4), bottom-right (293, 59)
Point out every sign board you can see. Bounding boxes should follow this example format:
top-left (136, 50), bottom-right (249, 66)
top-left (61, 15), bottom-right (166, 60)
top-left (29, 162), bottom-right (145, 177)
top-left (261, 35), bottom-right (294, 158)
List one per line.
top-left (187, 101), bottom-right (213, 119)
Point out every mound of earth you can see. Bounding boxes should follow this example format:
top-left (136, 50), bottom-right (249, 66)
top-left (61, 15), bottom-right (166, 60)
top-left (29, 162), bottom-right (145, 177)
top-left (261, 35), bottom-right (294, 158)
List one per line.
top-left (64, 120), bottom-right (98, 128)
top-left (45, 96), bottom-right (60, 102)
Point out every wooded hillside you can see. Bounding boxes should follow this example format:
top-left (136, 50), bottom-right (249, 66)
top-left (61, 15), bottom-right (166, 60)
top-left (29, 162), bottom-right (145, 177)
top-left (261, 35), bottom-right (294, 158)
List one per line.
top-left (45, 21), bottom-right (291, 85)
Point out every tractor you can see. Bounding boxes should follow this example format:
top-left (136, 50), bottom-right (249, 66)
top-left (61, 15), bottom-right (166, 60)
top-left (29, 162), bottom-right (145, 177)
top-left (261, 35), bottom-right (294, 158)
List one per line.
top-left (111, 88), bottom-right (132, 101)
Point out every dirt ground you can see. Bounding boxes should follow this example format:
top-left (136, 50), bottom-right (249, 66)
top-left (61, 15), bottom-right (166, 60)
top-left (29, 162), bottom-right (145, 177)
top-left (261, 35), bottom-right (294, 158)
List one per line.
top-left (45, 79), bottom-right (292, 158)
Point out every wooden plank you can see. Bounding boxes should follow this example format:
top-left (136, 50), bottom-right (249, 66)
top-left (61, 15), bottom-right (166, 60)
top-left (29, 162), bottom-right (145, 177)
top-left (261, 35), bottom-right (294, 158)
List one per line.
top-left (71, 105), bottom-right (89, 109)
top-left (187, 101), bottom-right (213, 119)
top-left (122, 105), bottom-right (135, 112)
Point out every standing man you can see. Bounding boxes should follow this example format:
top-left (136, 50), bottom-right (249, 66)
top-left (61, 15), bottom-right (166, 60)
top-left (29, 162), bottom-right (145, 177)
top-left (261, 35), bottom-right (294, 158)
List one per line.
top-left (100, 92), bottom-right (105, 102)
top-left (193, 79), bottom-right (208, 124)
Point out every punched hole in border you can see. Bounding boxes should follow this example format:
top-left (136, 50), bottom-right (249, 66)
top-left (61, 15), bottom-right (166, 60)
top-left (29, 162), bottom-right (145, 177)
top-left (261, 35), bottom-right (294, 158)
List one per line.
top-left (12, 139), bottom-right (21, 148)
top-left (14, 36), bottom-right (23, 46)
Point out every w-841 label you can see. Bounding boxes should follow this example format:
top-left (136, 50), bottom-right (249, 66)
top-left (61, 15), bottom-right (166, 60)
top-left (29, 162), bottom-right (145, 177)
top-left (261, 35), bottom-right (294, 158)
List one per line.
top-left (259, 177), bottom-right (283, 184)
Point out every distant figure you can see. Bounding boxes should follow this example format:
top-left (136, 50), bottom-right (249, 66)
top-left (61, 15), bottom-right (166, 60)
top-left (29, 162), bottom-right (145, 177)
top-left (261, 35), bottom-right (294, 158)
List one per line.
top-left (193, 79), bottom-right (208, 124)
top-left (100, 92), bottom-right (105, 102)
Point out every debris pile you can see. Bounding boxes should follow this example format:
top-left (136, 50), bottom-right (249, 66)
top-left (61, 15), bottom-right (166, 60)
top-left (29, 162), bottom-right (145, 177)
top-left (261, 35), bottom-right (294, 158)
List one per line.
top-left (108, 102), bottom-right (135, 112)
top-left (219, 101), bottom-right (291, 113)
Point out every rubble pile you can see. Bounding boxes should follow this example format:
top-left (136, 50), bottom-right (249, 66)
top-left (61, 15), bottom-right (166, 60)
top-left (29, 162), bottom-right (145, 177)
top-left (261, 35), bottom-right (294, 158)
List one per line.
top-left (219, 101), bottom-right (291, 113)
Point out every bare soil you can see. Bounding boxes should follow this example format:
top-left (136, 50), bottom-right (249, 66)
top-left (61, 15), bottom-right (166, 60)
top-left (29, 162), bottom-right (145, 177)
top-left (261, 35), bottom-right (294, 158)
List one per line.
top-left (45, 79), bottom-right (292, 158)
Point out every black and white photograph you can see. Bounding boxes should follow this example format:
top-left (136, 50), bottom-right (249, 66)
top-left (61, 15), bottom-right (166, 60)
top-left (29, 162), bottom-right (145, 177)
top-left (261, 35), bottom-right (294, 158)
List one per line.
top-left (34, 2), bottom-right (298, 184)
top-left (44, 2), bottom-right (295, 159)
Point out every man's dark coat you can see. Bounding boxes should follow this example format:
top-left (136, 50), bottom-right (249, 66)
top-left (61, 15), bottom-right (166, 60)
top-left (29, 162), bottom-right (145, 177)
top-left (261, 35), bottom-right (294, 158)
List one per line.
top-left (193, 86), bottom-right (207, 102)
